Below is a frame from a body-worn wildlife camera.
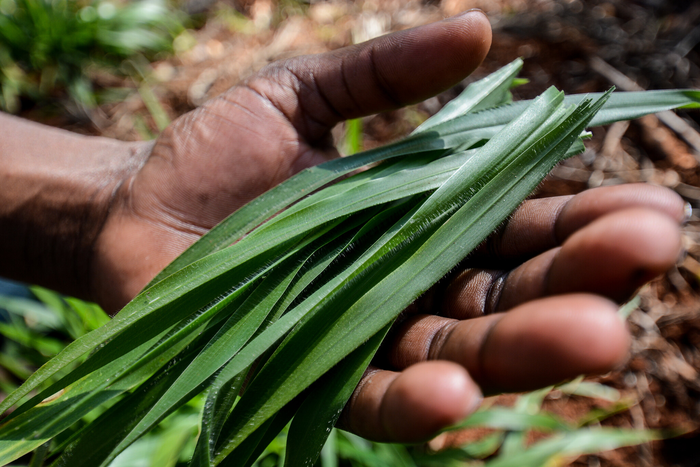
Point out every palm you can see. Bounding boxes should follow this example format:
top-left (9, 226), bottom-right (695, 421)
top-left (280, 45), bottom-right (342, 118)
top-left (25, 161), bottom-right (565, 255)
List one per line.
top-left (95, 76), bottom-right (338, 309)
top-left (141, 89), bottom-right (335, 234)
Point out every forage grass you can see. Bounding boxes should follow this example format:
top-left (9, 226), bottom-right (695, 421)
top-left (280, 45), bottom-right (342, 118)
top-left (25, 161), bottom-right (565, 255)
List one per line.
top-left (0, 59), bottom-right (698, 467)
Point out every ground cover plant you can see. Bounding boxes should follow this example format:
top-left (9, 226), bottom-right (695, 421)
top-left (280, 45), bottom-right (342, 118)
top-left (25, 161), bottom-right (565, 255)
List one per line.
top-left (0, 0), bottom-right (182, 113)
top-left (0, 59), bottom-right (699, 467)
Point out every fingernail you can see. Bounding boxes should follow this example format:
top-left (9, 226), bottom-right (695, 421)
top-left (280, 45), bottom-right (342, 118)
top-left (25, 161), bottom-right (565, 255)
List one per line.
top-left (453, 8), bottom-right (487, 19)
top-left (467, 392), bottom-right (484, 415)
top-left (682, 202), bottom-right (693, 225)
top-left (428, 432), bottom-right (448, 452)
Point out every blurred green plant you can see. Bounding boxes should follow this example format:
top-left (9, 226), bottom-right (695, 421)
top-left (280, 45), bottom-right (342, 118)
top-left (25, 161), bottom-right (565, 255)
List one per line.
top-left (0, 0), bottom-right (183, 113)
top-left (343, 118), bottom-right (363, 156)
top-left (0, 286), bottom-right (109, 394)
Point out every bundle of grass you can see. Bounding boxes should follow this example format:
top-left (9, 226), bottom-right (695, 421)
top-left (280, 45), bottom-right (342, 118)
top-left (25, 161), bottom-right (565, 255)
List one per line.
top-left (0, 59), bottom-right (698, 467)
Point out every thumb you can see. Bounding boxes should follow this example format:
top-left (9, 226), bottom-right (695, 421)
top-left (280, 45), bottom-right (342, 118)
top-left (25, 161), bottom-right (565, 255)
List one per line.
top-left (242, 9), bottom-right (492, 143)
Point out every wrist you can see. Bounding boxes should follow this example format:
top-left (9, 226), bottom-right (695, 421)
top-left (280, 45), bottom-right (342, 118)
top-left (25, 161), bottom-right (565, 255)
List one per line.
top-left (0, 112), bottom-right (151, 302)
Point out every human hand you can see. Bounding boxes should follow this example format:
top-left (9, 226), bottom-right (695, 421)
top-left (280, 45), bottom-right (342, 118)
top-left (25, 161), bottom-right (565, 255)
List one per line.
top-left (83, 11), bottom-right (683, 444)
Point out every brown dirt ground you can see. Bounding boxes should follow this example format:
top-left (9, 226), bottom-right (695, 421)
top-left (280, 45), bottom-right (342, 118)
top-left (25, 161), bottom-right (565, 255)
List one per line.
top-left (18, 0), bottom-right (700, 465)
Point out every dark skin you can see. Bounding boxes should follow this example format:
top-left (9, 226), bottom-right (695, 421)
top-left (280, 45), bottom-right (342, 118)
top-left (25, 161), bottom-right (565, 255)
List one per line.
top-left (0, 10), bottom-right (686, 443)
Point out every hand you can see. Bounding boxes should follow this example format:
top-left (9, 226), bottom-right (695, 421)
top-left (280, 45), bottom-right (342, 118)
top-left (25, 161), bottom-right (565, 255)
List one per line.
top-left (0, 9), bottom-right (684, 445)
top-left (89, 10), bottom-right (684, 443)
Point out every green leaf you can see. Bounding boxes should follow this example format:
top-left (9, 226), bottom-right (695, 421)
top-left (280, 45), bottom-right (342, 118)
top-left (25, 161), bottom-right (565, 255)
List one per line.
top-left (221, 399), bottom-right (300, 467)
top-left (0, 302), bottom-right (228, 466)
top-left (500, 386), bottom-right (554, 457)
top-left (189, 374), bottom-right (245, 467)
top-left (447, 407), bottom-right (571, 433)
top-left (148, 141), bottom-right (447, 286)
top-left (52, 342), bottom-right (207, 467)
top-left (484, 428), bottom-right (660, 467)
top-left (284, 324), bottom-right (391, 467)
top-left (150, 86), bottom-right (699, 287)
top-left (558, 379), bottom-right (620, 402)
top-left (414, 58), bottom-right (523, 132)
top-left (0, 216), bottom-right (332, 417)
top-left (90, 212), bottom-right (385, 465)
top-left (147, 62), bottom-right (537, 283)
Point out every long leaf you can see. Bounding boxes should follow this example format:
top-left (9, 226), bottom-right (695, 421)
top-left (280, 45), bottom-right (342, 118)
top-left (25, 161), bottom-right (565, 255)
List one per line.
top-left (0, 217), bottom-right (336, 417)
top-left (150, 74), bottom-right (698, 286)
top-left (446, 407), bottom-right (571, 433)
top-left (413, 58), bottom-right (523, 132)
top-left (484, 428), bottom-right (660, 467)
top-left (283, 324), bottom-right (392, 467)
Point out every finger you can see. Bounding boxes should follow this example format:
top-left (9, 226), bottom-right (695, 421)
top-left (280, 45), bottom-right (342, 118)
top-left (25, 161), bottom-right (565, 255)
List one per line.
top-left (245, 10), bottom-right (492, 142)
top-left (338, 361), bottom-right (482, 443)
top-left (471, 183), bottom-right (686, 264)
top-left (441, 206), bottom-right (682, 319)
top-left (534, 206), bottom-right (681, 303)
top-left (383, 294), bottom-right (629, 394)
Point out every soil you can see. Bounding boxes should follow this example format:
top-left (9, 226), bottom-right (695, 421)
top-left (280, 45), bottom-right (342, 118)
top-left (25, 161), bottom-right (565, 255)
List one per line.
top-left (16, 0), bottom-right (700, 465)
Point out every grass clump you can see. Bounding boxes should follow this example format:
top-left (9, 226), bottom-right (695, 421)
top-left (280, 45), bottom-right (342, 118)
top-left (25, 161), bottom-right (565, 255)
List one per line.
top-left (0, 0), bottom-right (183, 112)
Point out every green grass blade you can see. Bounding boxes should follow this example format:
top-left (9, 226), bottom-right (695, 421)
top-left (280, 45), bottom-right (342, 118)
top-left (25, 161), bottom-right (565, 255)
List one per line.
top-left (148, 139), bottom-right (447, 285)
top-left (499, 386), bottom-right (553, 457)
top-left (344, 118), bottom-right (363, 155)
top-left (244, 153), bottom-right (473, 247)
top-left (558, 379), bottom-right (620, 402)
top-left (0, 225), bottom-right (338, 460)
top-left (484, 428), bottom-right (660, 467)
top-left (192, 206), bottom-right (406, 467)
top-left (0, 296), bottom-right (237, 466)
top-left (414, 58), bottom-right (523, 132)
top-left (189, 373), bottom-right (245, 467)
top-left (51, 342), bottom-right (207, 467)
top-left (447, 407), bottom-right (570, 433)
top-left (283, 324), bottom-right (391, 467)
top-left (584, 89), bottom-right (700, 125)
top-left (220, 398), bottom-right (301, 467)
top-left (152, 85), bottom-right (698, 290)
top-left (198, 205), bottom-right (426, 459)
top-left (412, 89), bottom-right (700, 154)
top-left (104, 258), bottom-right (308, 463)
top-left (0, 332), bottom-right (197, 466)
top-left (0, 215), bottom-right (340, 417)
top-left (151, 60), bottom-right (534, 283)
top-left (4, 268), bottom-right (257, 424)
